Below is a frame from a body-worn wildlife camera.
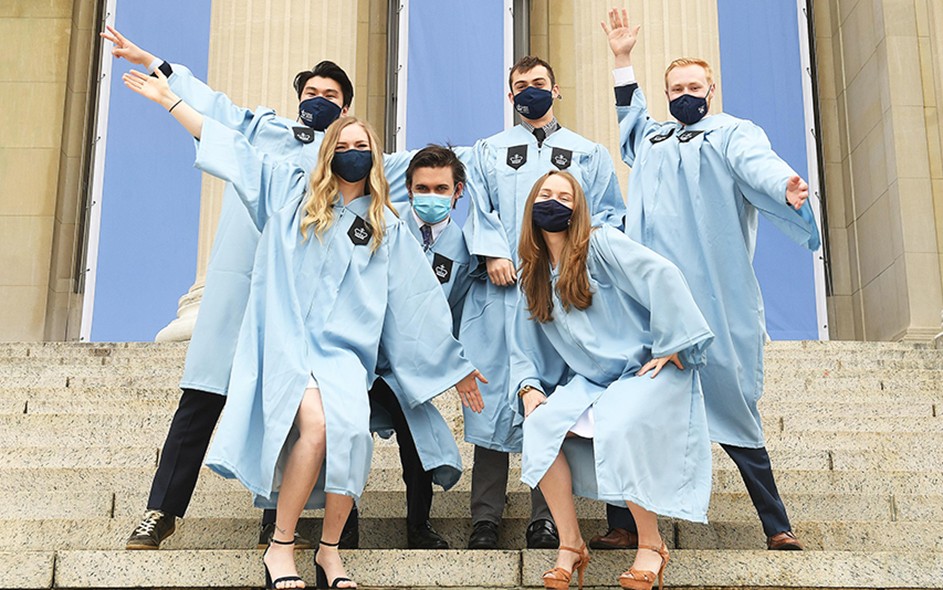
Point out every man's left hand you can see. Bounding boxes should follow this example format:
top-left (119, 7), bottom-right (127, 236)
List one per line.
top-left (785, 175), bottom-right (809, 210)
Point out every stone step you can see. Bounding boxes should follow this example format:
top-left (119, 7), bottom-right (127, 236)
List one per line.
top-left (3, 412), bottom-right (943, 449)
top-left (5, 390), bottom-right (937, 420)
top-left (4, 465), bottom-right (938, 498)
top-left (4, 363), bottom-right (943, 389)
top-left (1, 484), bottom-right (927, 524)
top-left (29, 549), bottom-right (943, 589)
top-left (3, 514), bottom-right (941, 554)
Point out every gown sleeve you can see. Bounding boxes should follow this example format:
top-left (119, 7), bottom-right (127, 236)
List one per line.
top-left (194, 118), bottom-right (307, 230)
top-left (382, 149), bottom-right (420, 214)
top-left (380, 224), bottom-right (477, 408)
top-left (584, 142), bottom-right (627, 229)
top-left (167, 63), bottom-right (259, 134)
top-left (463, 139), bottom-right (512, 260)
top-left (724, 121), bottom-right (821, 251)
top-left (591, 226), bottom-right (714, 368)
top-left (616, 86), bottom-right (663, 167)
top-left (507, 308), bottom-right (569, 424)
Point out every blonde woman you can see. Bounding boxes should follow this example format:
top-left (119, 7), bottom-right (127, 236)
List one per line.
top-left (123, 69), bottom-right (485, 589)
top-left (512, 171), bottom-right (712, 590)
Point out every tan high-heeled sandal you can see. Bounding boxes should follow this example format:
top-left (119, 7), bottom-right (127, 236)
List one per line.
top-left (618, 542), bottom-right (669, 590)
top-left (542, 542), bottom-right (590, 590)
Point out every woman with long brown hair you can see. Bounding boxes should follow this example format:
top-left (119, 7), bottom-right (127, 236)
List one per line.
top-left (122, 70), bottom-right (485, 589)
top-left (512, 171), bottom-right (713, 590)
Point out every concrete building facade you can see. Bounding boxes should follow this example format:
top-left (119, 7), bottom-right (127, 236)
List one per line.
top-left (1, 0), bottom-right (941, 343)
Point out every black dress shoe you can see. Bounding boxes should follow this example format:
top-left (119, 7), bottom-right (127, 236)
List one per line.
top-left (407, 520), bottom-right (450, 549)
top-left (339, 506), bottom-right (360, 549)
top-left (126, 510), bottom-right (175, 550)
top-left (467, 520), bottom-right (499, 549)
top-left (526, 518), bottom-right (559, 549)
top-left (256, 522), bottom-right (313, 550)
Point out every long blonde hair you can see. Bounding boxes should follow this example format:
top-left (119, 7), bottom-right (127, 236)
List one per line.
top-left (518, 171), bottom-right (593, 323)
top-left (299, 117), bottom-right (396, 252)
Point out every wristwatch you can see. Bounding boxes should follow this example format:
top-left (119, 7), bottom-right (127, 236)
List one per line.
top-left (518, 385), bottom-right (537, 398)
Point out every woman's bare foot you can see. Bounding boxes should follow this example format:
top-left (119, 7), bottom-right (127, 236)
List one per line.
top-left (315, 544), bottom-right (356, 589)
top-left (264, 540), bottom-right (305, 589)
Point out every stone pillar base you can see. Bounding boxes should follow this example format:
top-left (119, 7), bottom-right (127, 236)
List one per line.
top-left (155, 283), bottom-right (204, 342)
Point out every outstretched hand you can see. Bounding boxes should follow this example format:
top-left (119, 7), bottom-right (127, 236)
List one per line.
top-left (785, 175), bottom-right (809, 210)
top-left (456, 370), bottom-right (487, 413)
top-left (637, 353), bottom-right (684, 379)
top-left (100, 25), bottom-right (156, 67)
top-left (600, 8), bottom-right (640, 66)
top-left (122, 68), bottom-right (176, 109)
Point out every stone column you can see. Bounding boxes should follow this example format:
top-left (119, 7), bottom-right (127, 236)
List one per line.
top-left (157, 0), bottom-right (366, 341)
top-left (816, 0), bottom-right (943, 342)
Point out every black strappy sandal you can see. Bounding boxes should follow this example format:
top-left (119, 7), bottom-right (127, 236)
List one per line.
top-left (314, 539), bottom-right (356, 588)
top-left (263, 536), bottom-right (305, 589)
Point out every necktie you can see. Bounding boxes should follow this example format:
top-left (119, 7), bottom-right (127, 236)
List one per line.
top-left (533, 127), bottom-right (546, 146)
top-left (421, 224), bottom-right (433, 249)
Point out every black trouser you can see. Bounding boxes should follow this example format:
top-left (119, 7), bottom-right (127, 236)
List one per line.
top-left (146, 388), bottom-right (276, 523)
top-left (605, 444), bottom-right (791, 537)
top-left (368, 378), bottom-right (434, 527)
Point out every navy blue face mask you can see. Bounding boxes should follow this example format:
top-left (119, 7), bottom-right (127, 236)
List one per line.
top-left (513, 87), bottom-right (554, 120)
top-left (532, 199), bottom-right (573, 232)
top-left (298, 96), bottom-right (342, 131)
top-left (669, 92), bottom-right (710, 126)
top-left (331, 149), bottom-right (373, 183)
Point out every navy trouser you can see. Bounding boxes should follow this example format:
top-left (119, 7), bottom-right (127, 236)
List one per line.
top-left (606, 444), bottom-right (791, 537)
top-left (146, 388), bottom-right (277, 524)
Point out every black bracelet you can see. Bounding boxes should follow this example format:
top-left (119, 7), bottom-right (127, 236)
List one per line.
top-left (168, 98), bottom-right (183, 113)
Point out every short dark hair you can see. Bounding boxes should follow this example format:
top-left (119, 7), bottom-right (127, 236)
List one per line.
top-left (508, 55), bottom-right (555, 90)
top-left (406, 145), bottom-right (467, 192)
top-left (292, 60), bottom-right (353, 107)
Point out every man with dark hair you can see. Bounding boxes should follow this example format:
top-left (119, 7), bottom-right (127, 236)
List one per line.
top-left (460, 55), bottom-right (626, 549)
top-left (367, 144), bottom-right (473, 549)
top-left (101, 26), bottom-right (414, 551)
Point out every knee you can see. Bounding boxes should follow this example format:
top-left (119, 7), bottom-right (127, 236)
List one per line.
top-left (296, 397), bottom-right (327, 446)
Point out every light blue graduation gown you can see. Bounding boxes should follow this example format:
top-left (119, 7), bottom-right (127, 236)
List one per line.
top-left (617, 87), bottom-right (821, 448)
top-left (512, 226), bottom-right (714, 523)
top-left (369, 211), bottom-right (473, 489)
top-left (166, 64), bottom-right (415, 396)
top-left (194, 118), bottom-right (475, 508)
top-left (460, 125), bottom-right (626, 452)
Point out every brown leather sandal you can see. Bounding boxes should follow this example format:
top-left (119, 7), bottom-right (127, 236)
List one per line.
top-left (542, 542), bottom-right (590, 590)
top-left (618, 542), bottom-right (669, 590)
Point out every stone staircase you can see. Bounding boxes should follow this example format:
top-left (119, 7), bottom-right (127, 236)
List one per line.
top-left (1, 340), bottom-right (942, 589)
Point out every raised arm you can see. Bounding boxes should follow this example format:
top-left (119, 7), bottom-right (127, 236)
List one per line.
top-left (122, 69), bottom-right (303, 229)
top-left (601, 9), bottom-right (662, 167)
top-left (102, 25), bottom-right (256, 132)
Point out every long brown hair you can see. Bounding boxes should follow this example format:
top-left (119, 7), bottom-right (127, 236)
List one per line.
top-left (518, 171), bottom-right (593, 323)
top-left (299, 116), bottom-right (396, 252)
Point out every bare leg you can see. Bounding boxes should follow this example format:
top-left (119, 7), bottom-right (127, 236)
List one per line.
top-left (264, 387), bottom-right (327, 589)
top-left (538, 451), bottom-right (583, 575)
top-left (624, 502), bottom-right (665, 574)
top-left (315, 493), bottom-right (357, 588)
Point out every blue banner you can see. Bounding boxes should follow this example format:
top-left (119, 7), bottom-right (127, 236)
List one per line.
top-left (403, 0), bottom-right (507, 224)
top-left (92, 2), bottom-right (211, 341)
top-left (718, 0), bottom-right (820, 340)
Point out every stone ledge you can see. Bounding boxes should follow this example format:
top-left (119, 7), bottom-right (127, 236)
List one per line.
top-left (520, 550), bottom-right (943, 588)
top-left (37, 550), bottom-right (943, 589)
top-left (53, 549), bottom-right (521, 588)
top-left (0, 551), bottom-right (54, 589)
